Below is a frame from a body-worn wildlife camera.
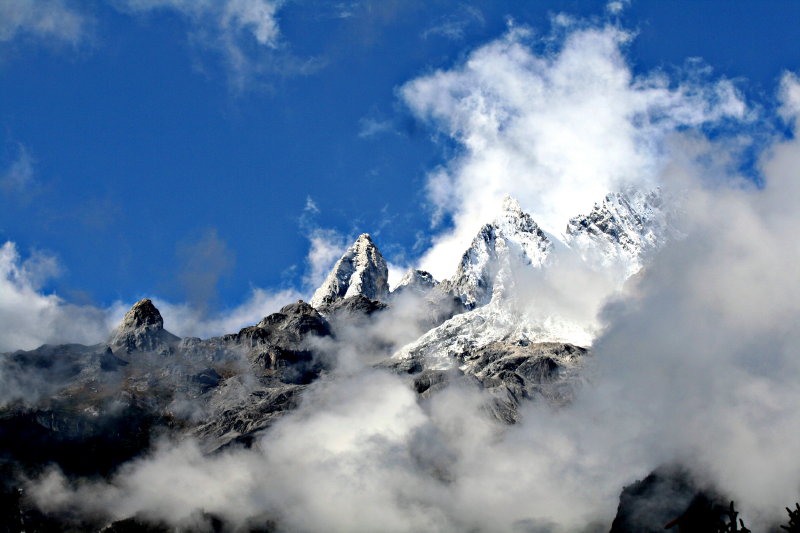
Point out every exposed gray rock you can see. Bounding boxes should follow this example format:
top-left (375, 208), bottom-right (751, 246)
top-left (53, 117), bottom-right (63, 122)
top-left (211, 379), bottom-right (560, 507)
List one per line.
top-left (191, 377), bottom-right (305, 452)
top-left (392, 269), bottom-right (437, 297)
top-left (319, 294), bottom-right (388, 318)
top-left (609, 465), bottom-right (728, 533)
top-left (108, 299), bottom-right (180, 355)
top-left (384, 340), bottom-right (587, 424)
top-left (310, 234), bottom-right (389, 309)
top-left (440, 196), bottom-right (551, 309)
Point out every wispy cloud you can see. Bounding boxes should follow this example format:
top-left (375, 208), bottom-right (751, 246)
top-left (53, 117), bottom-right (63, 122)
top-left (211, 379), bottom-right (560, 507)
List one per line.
top-left (357, 116), bottom-right (394, 139)
top-left (304, 195), bottom-right (320, 214)
top-left (174, 228), bottom-right (235, 313)
top-left (1, 142), bottom-right (35, 193)
top-left (605, 0), bottom-right (630, 15)
top-left (0, 241), bottom-right (115, 351)
top-left (116, 0), bottom-right (315, 91)
top-left (0, 0), bottom-right (88, 46)
top-left (421, 5), bottom-right (484, 41)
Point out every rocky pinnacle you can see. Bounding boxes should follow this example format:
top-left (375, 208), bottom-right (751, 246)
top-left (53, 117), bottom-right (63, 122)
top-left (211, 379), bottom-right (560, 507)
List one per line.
top-left (310, 233), bottom-right (389, 309)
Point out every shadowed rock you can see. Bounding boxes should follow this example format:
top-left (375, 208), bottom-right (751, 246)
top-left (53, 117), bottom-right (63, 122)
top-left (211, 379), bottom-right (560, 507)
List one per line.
top-left (108, 299), bottom-right (180, 354)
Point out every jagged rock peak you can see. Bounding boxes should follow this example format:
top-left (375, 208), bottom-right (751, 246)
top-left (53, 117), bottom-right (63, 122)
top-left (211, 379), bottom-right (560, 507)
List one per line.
top-left (566, 188), bottom-right (667, 260)
top-left (117, 298), bottom-right (164, 331)
top-left (501, 194), bottom-right (523, 213)
top-left (255, 300), bottom-right (326, 330)
top-left (442, 195), bottom-right (551, 309)
top-left (310, 233), bottom-right (389, 309)
top-left (109, 298), bottom-right (178, 354)
top-left (392, 269), bottom-right (437, 295)
top-left (493, 195), bottom-right (548, 243)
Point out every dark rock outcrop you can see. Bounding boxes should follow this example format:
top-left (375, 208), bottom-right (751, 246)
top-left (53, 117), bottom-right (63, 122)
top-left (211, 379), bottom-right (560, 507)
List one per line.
top-left (609, 465), bottom-right (727, 533)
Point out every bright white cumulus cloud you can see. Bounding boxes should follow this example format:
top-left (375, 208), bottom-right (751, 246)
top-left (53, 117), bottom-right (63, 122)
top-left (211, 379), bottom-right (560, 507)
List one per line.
top-left (401, 22), bottom-right (748, 280)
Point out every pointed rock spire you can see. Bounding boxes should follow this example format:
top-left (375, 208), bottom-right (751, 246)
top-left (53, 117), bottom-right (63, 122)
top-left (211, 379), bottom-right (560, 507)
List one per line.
top-left (118, 299), bottom-right (163, 330)
top-left (109, 298), bottom-right (179, 354)
top-left (310, 233), bottom-right (389, 309)
top-left (442, 195), bottom-right (551, 309)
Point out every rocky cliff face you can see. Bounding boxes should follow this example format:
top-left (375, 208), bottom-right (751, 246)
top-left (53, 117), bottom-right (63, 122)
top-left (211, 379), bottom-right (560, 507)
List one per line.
top-left (108, 298), bottom-right (180, 354)
top-left (566, 188), bottom-right (668, 274)
top-left (441, 196), bottom-right (551, 309)
top-left (309, 233), bottom-right (389, 309)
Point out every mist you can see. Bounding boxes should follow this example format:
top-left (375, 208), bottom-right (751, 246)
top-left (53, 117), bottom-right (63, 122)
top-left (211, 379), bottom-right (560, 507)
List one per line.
top-left (8, 17), bottom-right (800, 533)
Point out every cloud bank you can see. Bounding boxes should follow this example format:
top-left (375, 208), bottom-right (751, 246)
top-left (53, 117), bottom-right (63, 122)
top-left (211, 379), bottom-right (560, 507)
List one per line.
top-left (0, 240), bottom-right (300, 351)
top-left (401, 22), bottom-right (747, 280)
top-left (30, 78), bottom-right (800, 529)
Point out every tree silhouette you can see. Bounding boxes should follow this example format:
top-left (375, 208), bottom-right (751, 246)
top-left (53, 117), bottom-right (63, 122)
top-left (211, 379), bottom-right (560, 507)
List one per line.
top-left (781, 503), bottom-right (800, 532)
top-left (717, 501), bottom-right (751, 533)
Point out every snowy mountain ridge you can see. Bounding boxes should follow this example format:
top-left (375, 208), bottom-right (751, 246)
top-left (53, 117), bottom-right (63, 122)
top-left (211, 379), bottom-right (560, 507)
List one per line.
top-left (387, 188), bottom-right (668, 371)
top-left (565, 188), bottom-right (668, 275)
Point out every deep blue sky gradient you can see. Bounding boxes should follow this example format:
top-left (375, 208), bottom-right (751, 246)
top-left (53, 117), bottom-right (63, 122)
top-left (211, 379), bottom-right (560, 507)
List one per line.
top-left (1, 0), bottom-right (799, 311)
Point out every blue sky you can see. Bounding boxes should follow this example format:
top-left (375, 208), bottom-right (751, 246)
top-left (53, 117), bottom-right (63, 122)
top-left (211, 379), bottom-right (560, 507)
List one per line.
top-left (1, 0), bottom-right (799, 341)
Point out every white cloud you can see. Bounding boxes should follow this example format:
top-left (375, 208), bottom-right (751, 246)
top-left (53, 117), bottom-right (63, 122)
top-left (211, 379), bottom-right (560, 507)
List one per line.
top-left (0, 237), bottom-right (301, 350)
top-left (421, 5), bottom-right (485, 41)
top-left (605, 0), bottom-right (630, 15)
top-left (0, 241), bottom-right (115, 352)
top-left (1, 142), bottom-right (35, 192)
top-left (0, 0), bottom-right (87, 45)
top-left (154, 286), bottom-right (301, 338)
top-left (401, 23), bottom-right (748, 280)
top-left (386, 261), bottom-right (406, 290)
top-left (358, 116), bottom-right (393, 139)
top-left (779, 71), bottom-right (800, 122)
top-left (304, 195), bottom-right (320, 214)
top-left (28, 114), bottom-right (800, 531)
top-left (116, 0), bottom-right (285, 89)
top-left (302, 228), bottom-right (347, 293)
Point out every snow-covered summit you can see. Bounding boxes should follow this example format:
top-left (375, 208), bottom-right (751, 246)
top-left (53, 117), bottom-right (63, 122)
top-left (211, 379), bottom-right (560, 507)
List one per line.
top-left (392, 188), bottom-right (672, 372)
top-left (565, 188), bottom-right (667, 274)
top-left (392, 269), bottom-right (438, 296)
top-left (310, 233), bottom-right (389, 309)
top-left (441, 195), bottom-right (551, 309)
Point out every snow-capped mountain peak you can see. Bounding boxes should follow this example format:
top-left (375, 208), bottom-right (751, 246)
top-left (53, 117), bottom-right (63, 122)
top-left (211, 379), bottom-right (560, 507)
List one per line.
top-left (310, 233), bottom-right (389, 309)
top-left (392, 269), bottom-right (438, 296)
top-left (565, 188), bottom-right (668, 274)
top-left (441, 195), bottom-right (551, 309)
